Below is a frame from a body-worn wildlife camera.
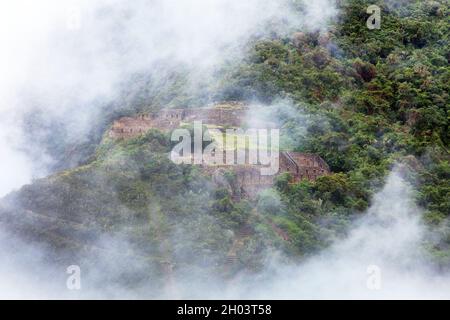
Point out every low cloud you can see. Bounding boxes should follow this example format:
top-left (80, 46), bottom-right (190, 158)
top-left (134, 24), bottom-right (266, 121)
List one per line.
top-left (0, 0), bottom-right (338, 196)
top-left (222, 167), bottom-right (450, 299)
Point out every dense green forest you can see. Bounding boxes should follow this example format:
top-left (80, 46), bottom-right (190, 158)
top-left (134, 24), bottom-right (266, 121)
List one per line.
top-left (1, 0), bottom-right (449, 285)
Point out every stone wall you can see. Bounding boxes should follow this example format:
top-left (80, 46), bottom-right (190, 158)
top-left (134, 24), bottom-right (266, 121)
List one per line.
top-left (203, 151), bottom-right (330, 198)
top-left (280, 152), bottom-right (330, 182)
top-left (184, 107), bottom-right (247, 127)
top-left (109, 104), bottom-right (249, 139)
top-left (108, 117), bottom-right (154, 139)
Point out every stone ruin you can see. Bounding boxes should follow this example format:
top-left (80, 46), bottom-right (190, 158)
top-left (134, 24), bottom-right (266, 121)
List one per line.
top-left (109, 102), bottom-right (249, 139)
top-left (204, 151), bottom-right (330, 198)
top-left (280, 152), bottom-right (329, 182)
top-left (108, 103), bottom-right (331, 196)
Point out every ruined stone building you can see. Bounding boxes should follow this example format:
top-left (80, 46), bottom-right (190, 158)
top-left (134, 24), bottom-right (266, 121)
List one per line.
top-left (109, 103), bottom-right (249, 139)
top-left (280, 152), bottom-right (329, 182)
top-left (211, 152), bottom-right (330, 197)
top-left (108, 116), bottom-right (154, 138)
top-left (108, 103), bottom-right (331, 195)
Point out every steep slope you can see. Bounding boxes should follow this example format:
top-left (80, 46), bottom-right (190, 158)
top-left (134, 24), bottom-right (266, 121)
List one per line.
top-left (0, 0), bottom-right (449, 290)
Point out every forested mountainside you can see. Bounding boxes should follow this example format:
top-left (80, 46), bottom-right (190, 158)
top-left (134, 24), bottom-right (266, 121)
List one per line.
top-left (0, 0), bottom-right (448, 297)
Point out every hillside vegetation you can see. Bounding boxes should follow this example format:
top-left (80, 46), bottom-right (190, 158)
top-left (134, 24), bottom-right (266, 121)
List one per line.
top-left (1, 0), bottom-right (449, 279)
